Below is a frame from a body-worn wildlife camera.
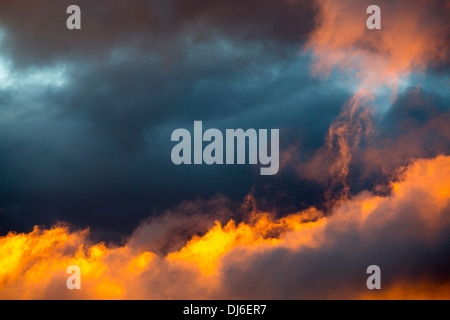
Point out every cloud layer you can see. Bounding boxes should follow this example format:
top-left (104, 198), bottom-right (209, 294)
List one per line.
top-left (0, 0), bottom-right (449, 299)
top-left (1, 155), bottom-right (450, 299)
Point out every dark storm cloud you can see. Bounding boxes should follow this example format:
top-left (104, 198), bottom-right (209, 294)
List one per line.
top-left (0, 30), bottom-right (343, 239)
top-left (0, 0), bottom-right (316, 67)
top-left (352, 85), bottom-right (450, 190)
top-left (174, 0), bottom-right (317, 42)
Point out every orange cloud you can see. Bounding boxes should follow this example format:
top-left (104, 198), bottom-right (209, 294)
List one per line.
top-left (297, 0), bottom-right (450, 193)
top-left (1, 155), bottom-right (450, 299)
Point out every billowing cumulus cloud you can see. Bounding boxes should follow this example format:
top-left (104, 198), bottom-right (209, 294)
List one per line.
top-left (0, 0), bottom-right (316, 67)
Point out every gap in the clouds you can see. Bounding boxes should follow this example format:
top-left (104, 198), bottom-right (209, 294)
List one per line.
top-left (0, 53), bottom-right (68, 92)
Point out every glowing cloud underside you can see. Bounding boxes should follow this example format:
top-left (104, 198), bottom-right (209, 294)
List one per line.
top-left (0, 155), bottom-right (450, 299)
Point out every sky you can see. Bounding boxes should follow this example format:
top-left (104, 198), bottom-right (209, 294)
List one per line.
top-left (0, 0), bottom-right (449, 299)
